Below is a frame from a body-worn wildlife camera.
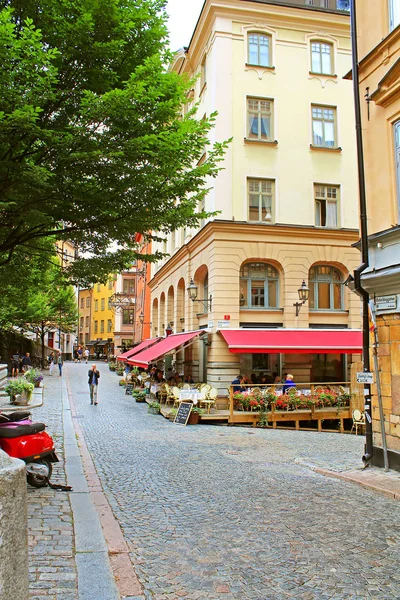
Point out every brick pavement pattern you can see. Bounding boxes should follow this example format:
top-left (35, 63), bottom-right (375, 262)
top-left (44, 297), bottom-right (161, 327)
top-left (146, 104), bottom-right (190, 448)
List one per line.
top-left (27, 371), bottom-right (78, 600)
top-left (65, 363), bottom-right (400, 600)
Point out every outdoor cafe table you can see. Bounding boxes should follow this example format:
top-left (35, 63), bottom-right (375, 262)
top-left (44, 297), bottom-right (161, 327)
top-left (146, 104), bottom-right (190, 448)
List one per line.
top-left (178, 389), bottom-right (205, 404)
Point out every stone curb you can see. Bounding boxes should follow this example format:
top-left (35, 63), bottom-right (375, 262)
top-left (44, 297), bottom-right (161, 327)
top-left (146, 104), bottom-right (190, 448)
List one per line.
top-left (61, 368), bottom-right (120, 600)
top-left (312, 466), bottom-right (400, 500)
top-left (65, 366), bottom-right (143, 599)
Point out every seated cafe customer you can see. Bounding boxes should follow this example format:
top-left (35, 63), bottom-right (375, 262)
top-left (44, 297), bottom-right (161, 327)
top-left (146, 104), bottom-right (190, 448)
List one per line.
top-left (232, 375), bottom-right (246, 392)
top-left (282, 374), bottom-right (296, 394)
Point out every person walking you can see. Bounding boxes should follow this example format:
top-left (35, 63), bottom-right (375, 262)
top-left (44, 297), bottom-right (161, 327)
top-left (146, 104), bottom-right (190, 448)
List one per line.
top-left (88, 364), bottom-right (100, 405)
top-left (48, 351), bottom-right (55, 376)
top-left (11, 351), bottom-right (20, 377)
top-left (84, 348), bottom-right (90, 364)
top-left (21, 352), bottom-right (32, 372)
top-left (57, 352), bottom-right (63, 376)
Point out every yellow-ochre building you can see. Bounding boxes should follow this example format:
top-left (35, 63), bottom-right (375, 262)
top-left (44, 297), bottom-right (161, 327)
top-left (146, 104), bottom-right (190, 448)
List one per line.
top-left (352, 0), bottom-right (400, 469)
top-left (145, 0), bottom-right (361, 394)
top-left (89, 279), bottom-right (116, 357)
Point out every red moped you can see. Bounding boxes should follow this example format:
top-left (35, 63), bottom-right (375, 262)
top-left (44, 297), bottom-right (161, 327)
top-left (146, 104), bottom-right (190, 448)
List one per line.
top-left (0, 411), bottom-right (59, 487)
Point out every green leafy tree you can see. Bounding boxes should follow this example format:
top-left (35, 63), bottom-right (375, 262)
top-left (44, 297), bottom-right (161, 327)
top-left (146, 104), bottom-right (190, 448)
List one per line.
top-left (0, 0), bottom-right (227, 285)
top-left (15, 259), bottom-right (78, 366)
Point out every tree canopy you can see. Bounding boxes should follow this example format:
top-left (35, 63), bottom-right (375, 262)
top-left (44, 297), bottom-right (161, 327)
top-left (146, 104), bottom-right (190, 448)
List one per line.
top-left (0, 0), bottom-right (227, 285)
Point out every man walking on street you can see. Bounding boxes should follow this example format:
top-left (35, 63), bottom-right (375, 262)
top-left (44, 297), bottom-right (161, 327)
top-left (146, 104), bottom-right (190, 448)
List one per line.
top-left (84, 348), bottom-right (90, 364)
top-left (57, 352), bottom-right (63, 376)
top-left (88, 364), bottom-right (100, 405)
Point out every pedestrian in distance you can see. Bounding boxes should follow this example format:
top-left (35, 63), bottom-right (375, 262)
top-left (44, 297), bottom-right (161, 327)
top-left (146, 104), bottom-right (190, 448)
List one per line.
top-left (84, 348), bottom-right (89, 364)
top-left (48, 351), bottom-right (54, 376)
top-left (21, 352), bottom-right (32, 372)
top-left (88, 364), bottom-right (100, 405)
top-left (77, 347), bottom-right (83, 363)
top-left (57, 352), bottom-right (63, 376)
top-left (11, 351), bottom-right (20, 377)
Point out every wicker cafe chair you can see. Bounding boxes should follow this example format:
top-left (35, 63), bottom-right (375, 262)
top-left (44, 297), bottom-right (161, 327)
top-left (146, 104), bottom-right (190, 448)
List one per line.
top-left (172, 386), bottom-right (181, 408)
top-left (182, 383), bottom-right (191, 390)
top-left (200, 387), bottom-right (218, 414)
top-left (200, 383), bottom-right (211, 395)
top-left (351, 409), bottom-right (366, 435)
top-left (159, 383), bottom-right (169, 404)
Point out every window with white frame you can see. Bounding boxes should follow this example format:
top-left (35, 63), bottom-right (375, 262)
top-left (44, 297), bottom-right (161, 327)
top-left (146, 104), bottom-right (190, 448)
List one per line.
top-left (248, 33), bottom-right (271, 67)
top-left (101, 298), bottom-right (105, 310)
top-left (100, 320), bottom-right (104, 333)
top-left (247, 98), bottom-right (273, 141)
top-left (311, 41), bottom-right (333, 74)
top-left (312, 105), bottom-right (336, 147)
top-left (309, 266), bottom-right (343, 310)
top-left (248, 178), bottom-right (274, 222)
top-left (240, 263), bottom-right (279, 309)
top-left (315, 184), bottom-right (339, 227)
top-left (94, 299), bottom-right (98, 312)
top-left (389, 0), bottom-right (400, 30)
top-left (107, 319), bottom-right (113, 333)
top-left (394, 121), bottom-right (400, 212)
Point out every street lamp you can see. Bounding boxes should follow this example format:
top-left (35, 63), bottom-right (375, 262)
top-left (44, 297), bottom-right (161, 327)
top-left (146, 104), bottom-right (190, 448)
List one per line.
top-left (165, 323), bottom-right (173, 337)
top-left (187, 278), bottom-right (212, 312)
top-left (293, 280), bottom-right (310, 317)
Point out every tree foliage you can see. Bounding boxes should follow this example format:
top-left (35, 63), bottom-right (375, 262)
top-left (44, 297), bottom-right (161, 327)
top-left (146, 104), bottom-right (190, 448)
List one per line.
top-left (0, 0), bottom-right (227, 285)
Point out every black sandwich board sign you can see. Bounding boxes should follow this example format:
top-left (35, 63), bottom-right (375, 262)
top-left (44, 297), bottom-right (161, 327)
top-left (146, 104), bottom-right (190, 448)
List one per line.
top-left (174, 402), bottom-right (193, 426)
top-left (125, 383), bottom-right (134, 395)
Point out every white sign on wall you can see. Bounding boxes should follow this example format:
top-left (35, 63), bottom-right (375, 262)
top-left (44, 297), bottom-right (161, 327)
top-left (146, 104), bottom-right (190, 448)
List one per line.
top-left (375, 295), bottom-right (397, 311)
top-left (217, 320), bottom-right (230, 328)
top-left (356, 372), bottom-right (374, 384)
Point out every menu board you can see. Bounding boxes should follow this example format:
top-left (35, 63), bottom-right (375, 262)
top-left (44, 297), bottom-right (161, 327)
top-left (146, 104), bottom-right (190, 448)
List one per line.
top-left (125, 383), bottom-right (134, 395)
top-left (174, 402), bottom-right (193, 426)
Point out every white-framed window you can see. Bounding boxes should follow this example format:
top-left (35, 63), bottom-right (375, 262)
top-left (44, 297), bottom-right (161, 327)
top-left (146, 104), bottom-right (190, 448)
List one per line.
top-left (394, 121), bottom-right (400, 213)
top-left (309, 266), bottom-right (343, 310)
top-left (247, 97), bottom-right (273, 141)
top-left (389, 0), bottom-right (400, 30)
top-left (240, 262), bottom-right (279, 309)
top-left (101, 298), bottom-right (105, 311)
top-left (123, 279), bottom-right (134, 294)
top-left (248, 33), bottom-right (271, 67)
top-left (315, 184), bottom-right (339, 227)
top-left (94, 299), bottom-right (98, 312)
top-left (123, 309), bottom-right (134, 325)
top-left (107, 319), bottom-right (113, 333)
top-left (312, 105), bottom-right (336, 147)
top-left (248, 178), bottom-right (274, 222)
top-left (311, 41), bottom-right (333, 74)
top-left (100, 320), bottom-right (104, 333)
top-left (94, 321), bottom-right (98, 334)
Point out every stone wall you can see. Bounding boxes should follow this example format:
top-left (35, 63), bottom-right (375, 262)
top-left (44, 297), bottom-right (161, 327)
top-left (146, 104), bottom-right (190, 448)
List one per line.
top-left (0, 451), bottom-right (29, 600)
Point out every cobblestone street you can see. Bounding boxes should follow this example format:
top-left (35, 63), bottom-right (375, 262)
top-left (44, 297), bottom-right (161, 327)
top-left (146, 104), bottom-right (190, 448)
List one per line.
top-left (62, 362), bottom-right (399, 600)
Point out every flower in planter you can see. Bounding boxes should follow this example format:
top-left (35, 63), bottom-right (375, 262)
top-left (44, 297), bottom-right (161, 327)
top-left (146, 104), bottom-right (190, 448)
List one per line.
top-left (24, 368), bottom-right (43, 386)
top-left (275, 398), bottom-right (288, 411)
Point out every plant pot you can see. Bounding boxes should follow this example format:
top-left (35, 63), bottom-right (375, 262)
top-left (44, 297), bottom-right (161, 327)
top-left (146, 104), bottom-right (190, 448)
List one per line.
top-left (34, 381), bottom-right (41, 388)
top-left (188, 412), bottom-right (200, 425)
top-left (14, 392), bottom-right (31, 406)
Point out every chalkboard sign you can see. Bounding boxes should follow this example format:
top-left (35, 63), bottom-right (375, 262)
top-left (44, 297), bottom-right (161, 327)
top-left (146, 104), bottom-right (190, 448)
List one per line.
top-left (174, 402), bottom-right (193, 426)
top-left (125, 383), bottom-right (134, 395)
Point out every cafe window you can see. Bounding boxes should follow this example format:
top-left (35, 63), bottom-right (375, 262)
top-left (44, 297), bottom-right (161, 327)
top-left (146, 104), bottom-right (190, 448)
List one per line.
top-left (240, 262), bottom-right (279, 308)
top-left (309, 265), bottom-right (343, 310)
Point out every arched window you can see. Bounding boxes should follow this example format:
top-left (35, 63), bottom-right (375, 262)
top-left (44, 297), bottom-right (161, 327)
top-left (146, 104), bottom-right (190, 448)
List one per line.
top-left (240, 263), bottom-right (279, 308)
top-left (309, 266), bottom-right (343, 310)
top-left (203, 273), bottom-right (208, 302)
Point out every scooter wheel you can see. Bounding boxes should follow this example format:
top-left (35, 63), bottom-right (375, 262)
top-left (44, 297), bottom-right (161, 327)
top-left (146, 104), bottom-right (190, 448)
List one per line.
top-left (26, 460), bottom-right (52, 488)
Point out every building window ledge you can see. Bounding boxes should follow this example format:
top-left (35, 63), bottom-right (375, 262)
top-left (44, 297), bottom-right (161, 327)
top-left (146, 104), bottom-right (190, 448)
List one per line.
top-left (240, 307), bottom-right (284, 312)
top-left (310, 144), bottom-right (342, 153)
top-left (246, 63), bottom-right (275, 70)
top-left (244, 138), bottom-right (278, 146)
top-left (309, 309), bottom-right (349, 314)
top-left (309, 71), bottom-right (337, 78)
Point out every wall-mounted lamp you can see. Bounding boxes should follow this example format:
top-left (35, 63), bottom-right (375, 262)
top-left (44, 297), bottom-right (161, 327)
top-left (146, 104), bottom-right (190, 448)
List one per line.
top-left (165, 323), bottom-right (173, 336)
top-left (187, 278), bottom-right (212, 312)
top-left (293, 280), bottom-right (310, 317)
top-left (138, 314), bottom-right (152, 325)
top-left (180, 317), bottom-right (185, 324)
top-left (202, 334), bottom-right (211, 347)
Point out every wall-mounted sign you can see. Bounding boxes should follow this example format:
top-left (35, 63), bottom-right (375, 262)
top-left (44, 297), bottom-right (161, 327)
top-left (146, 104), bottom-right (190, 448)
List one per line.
top-left (375, 295), bottom-right (397, 311)
top-left (217, 320), bottom-right (230, 328)
top-left (356, 372), bottom-right (374, 384)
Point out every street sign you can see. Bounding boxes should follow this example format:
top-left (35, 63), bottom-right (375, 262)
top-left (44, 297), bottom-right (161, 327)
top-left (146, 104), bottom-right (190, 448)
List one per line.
top-left (356, 372), bottom-right (374, 384)
top-left (375, 295), bottom-right (397, 311)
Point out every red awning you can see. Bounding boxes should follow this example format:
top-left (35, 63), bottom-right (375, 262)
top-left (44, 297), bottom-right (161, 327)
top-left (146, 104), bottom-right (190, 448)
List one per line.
top-left (128, 331), bottom-right (203, 367)
top-left (220, 329), bottom-right (362, 354)
top-left (117, 338), bottom-right (161, 362)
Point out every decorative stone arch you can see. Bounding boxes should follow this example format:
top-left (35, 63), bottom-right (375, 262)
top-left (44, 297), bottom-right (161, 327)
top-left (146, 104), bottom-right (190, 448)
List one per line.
top-left (152, 298), bottom-right (159, 338)
top-left (239, 258), bottom-right (284, 309)
top-left (308, 261), bottom-right (348, 311)
top-left (177, 278), bottom-right (186, 332)
top-left (167, 285), bottom-right (175, 331)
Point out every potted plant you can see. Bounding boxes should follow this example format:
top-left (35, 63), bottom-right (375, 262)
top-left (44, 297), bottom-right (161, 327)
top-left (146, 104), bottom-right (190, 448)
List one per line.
top-left (108, 361), bottom-right (116, 371)
top-left (5, 378), bottom-right (34, 405)
top-left (25, 368), bottom-right (43, 388)
top-left (188, 406), bottom-right (204, 424)
top-left (119, 378), bottom-right (126, 387)
top-left (167, 408), bottom-right (177, 421)
top-left (133, 390), bottom-right (147, 402)
top-left (148, 401), bottom-right (161, 415)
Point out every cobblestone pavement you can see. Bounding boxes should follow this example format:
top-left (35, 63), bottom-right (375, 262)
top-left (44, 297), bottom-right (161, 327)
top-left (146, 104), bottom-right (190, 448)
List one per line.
top-left (66, 362), bottom-right (400, 600)
top-left (27, 371), bottom-right (78, 600)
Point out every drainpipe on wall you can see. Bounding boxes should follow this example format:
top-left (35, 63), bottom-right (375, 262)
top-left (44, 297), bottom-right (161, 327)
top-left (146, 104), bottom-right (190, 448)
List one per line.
top-left (350, 0), bottom-right (373, 464)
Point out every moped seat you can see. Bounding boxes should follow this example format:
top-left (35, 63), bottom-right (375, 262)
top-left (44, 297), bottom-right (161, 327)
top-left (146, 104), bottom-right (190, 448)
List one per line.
top-left (0, 411), bottom-right (31, 424)
top-left (0, 423), bottom-right (46, 438)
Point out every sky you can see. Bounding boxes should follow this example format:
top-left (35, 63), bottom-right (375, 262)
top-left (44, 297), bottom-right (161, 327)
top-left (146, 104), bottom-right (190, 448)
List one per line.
top-left (165, 0), bottom-right (205, 51)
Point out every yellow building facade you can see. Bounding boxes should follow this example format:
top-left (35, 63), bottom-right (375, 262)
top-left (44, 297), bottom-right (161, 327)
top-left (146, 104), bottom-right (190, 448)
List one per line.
top-left (148, 0), bottom-right (361, 392)
top-left (90, 279), bottom-right (116, 357)
top-left (354, 0), bottom-right (400, 469)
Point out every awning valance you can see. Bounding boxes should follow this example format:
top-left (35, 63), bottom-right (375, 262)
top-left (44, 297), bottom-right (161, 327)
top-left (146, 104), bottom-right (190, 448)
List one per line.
top-left (220, 329), bottom-right (362, 354)
top-left (117, 338), bottom-right (160, 362)
top-left (128, 331), bottom-right (203, 368)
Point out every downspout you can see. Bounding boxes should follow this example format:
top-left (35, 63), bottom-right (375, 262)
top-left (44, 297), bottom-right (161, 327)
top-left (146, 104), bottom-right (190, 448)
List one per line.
top-left (350, 0), bottom-right (373, 464)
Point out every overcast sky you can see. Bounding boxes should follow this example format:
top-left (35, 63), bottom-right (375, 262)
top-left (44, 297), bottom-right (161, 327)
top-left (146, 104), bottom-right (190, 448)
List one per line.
top-left (165, 0), bottom-right (205, 51)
